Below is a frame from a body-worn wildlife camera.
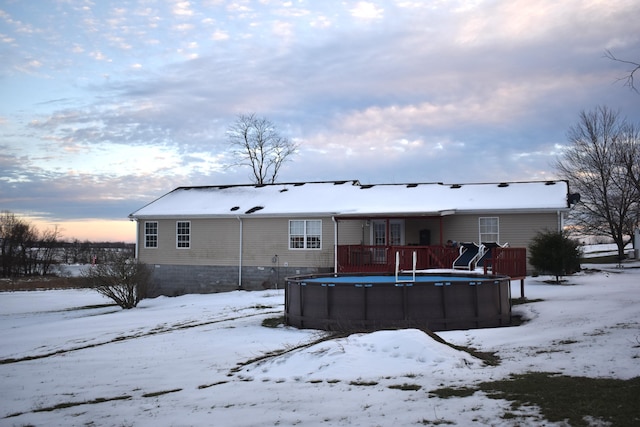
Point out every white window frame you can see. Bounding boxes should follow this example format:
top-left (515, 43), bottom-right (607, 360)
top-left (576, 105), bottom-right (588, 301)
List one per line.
top-left (289, 220), bottom-right (322, 250)
top-left (176, 221), bottom-right (191, 249)
top-left (479, 217), bottom-right (499, 244)
top-left (144, 221), bottom-right (158, 249)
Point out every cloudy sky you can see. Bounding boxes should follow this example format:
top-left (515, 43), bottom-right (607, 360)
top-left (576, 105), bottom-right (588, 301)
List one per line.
top-left (1, 0), bottom-right (639, 242)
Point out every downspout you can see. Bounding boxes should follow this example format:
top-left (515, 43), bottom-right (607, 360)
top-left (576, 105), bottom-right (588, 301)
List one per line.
top-left (332, 216), bottom-right (338, 273)
top-left (129, 215), bottom-right (140, 259)
top-left (236, 216), bottom-right (243, 288)
top-left (557, 210), bottom-right (563, 232)
top-left (132, 218), bottom-right (139, 259)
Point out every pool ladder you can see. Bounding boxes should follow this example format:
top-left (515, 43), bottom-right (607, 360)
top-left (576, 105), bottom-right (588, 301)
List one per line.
top-left (395, 250), bottom-right (417, 283)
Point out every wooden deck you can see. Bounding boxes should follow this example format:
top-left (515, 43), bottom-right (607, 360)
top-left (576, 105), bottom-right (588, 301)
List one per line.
top-left (337, 245), bottom-right (527, 279)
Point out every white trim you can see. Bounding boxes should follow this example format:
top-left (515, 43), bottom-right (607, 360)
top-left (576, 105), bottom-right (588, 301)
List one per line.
top-left (144, 221), bottom-right (158, 249)
top-left (370, 219), bottom-right (405, 246)
top-left (288, 219), bottom-right (322, 250)
top-left (176, 220), bottom-right (191, 249)
top-left (478, 217), bottom-right (499, 244)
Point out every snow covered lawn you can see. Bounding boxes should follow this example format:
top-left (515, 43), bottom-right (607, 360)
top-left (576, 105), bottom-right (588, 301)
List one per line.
top-left (1, 262), bottom-right (639, 426)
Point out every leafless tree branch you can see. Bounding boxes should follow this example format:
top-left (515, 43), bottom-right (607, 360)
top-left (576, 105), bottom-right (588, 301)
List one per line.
top-left (604, 49), bottom-right (640, 93)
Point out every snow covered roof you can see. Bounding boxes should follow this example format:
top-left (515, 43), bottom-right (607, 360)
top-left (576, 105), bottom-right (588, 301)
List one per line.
top-left (129, 180), bottom-right (572, 219)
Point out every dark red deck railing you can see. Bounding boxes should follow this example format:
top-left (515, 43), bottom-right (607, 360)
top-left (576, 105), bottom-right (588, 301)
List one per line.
top-left (483, 247), bottom-right (527, 279)
top-left (337, 245), bottom-right (459, 273)
top-left (337, 245), bottom-right (527, 278)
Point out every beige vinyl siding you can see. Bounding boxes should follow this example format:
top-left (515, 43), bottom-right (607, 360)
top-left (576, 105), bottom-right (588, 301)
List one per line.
top-left (137, 216), bottom-right (335, 268)
top-left (241, 217), bottom-right (333, 267)
top-left (336, 219), bottom-right (368, 245)
top-left (443, 213), bottom-right (561, 247)
top-left (138, 218), bottom-right (241, 266)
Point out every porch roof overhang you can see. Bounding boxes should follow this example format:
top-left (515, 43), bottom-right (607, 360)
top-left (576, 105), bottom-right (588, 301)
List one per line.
top-left (333, 209), bottom-right (457, 219)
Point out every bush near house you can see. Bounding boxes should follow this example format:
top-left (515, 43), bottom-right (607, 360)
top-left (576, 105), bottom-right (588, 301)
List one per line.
top-left (529, 231), bottom-right (582, 283)
top-left (81, 253), bottom-right (151, 309)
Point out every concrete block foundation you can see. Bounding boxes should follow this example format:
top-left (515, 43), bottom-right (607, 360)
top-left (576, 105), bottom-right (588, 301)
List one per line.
top-left (147, 264), bottom-right (331, 297)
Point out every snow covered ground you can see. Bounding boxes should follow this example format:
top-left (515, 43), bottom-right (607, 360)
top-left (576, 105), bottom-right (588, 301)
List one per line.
top-left (1, 262), bottom-right (639, 426)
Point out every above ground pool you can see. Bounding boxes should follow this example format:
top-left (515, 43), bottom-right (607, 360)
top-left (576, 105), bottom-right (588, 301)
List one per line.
top-left (284, 272), bottom-right (511, 332)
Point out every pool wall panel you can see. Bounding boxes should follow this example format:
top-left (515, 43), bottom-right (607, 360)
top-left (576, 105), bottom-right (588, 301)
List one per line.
top-left (284, 273), bottom-right (512, 332)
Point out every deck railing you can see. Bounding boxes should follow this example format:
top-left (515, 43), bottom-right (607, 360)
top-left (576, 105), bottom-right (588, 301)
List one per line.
top-left (483, 247), bottom-right (527, 278)
top-left (337, 245), bottom-right (527, 278)
top-left (337, 245), bottom-right (459, 273)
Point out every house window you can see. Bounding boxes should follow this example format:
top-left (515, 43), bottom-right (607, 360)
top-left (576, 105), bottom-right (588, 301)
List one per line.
top-left (176, 221), bottom-right (190, 249)
top-left (289, 220), bottom-right (322, 249)
top-left (145, 221), bottom-right (158, 248)
top-left (479, 217), bottom-right (499, 244)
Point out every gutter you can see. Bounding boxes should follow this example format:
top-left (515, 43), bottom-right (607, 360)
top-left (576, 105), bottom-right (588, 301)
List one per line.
top-left (236, 216), bottom-right (243, 288)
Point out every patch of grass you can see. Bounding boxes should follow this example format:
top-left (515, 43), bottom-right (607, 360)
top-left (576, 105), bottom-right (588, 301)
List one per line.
top-left (142, 388), bottom-right (182, 398)
top-left (420, 328), bottom-right (501, 366)
top-left (479, 372), bottom-right (640, 427)
top-left (198, 381), bottom-right (228, 389)
top-left (65, 303), bottom-right (120, 311)
top-left (5, 394), bottom-right (133, 417)
top-left (428, 386), bottom-right (477, 399)
top-left (349, 380), bottom-right (378, 386)
top-left (388, 383), bottom-right (421, 391)
top-left (581, 254), bottom-right (625, 264)
top-left (419, 418), bottom-right (455, 425)
top-left (261, 316), bottom-right (285, 328)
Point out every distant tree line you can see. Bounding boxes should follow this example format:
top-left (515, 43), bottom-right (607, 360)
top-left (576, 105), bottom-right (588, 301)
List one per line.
top-left (0, 211), bottom-right (133, 278)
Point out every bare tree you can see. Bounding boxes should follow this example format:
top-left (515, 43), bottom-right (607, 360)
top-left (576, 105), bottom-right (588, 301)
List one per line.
top-left (226, 113), bottom-right (298, 184)
top-left (81, 252), bottom-right (151, 309)
top-left (605, 50), bottom-right (640, 92)
top-left (617, 122), bottom-right (640, 194)
top-left (33, 226), bottom-right (61, 276)
top-left (556, 106), bottom-right (640, 260)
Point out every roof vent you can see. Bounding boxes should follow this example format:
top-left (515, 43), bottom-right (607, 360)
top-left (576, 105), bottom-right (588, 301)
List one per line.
top-left (545, 181), bottom-right (556, 185)
top-left (406, 184), bottom-right (418, 188)
top-left (360, 185), bottom-right (374, 189)
top-left (293, 183), bottom-right (305, 186)
top-left (333, 181), bottom-right (347, 185)
top-left (498, 183), bottom-right (509, 188)
top-left (230, 206), bottom-right (240, 211)
top-left (280, 188), bottom-right (288, 193)
top-left (450, 184), bottom-right (462, 189)
top-left (245, 206), bottom-right (264, 214)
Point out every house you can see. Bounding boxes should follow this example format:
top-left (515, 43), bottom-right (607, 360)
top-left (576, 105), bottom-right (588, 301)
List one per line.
top-left (128, 180), bottom-right (576, 296)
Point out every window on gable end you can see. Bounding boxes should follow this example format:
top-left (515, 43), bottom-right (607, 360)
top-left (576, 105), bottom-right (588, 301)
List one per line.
top-left (176, 221), bottom-right (190, 249)
top-left (145, 221), bottom-right (158, 248)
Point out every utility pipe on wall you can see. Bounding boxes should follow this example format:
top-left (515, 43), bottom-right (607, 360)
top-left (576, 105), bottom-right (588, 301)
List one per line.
top-left (236, 216), bottom-right (243, 288)
top-left (132, 219), bottom-right (139, 259)
top-left (332, 216), bottom-right (338, 273)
